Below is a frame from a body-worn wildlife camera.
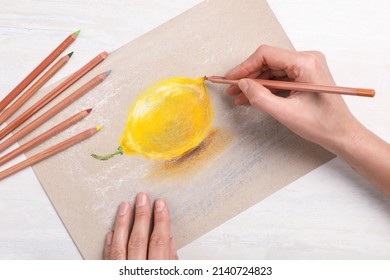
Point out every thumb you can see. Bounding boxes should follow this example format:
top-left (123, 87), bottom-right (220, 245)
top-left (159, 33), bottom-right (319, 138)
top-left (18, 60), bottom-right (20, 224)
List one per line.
top-left (238, 79), bottom-right (286, 118)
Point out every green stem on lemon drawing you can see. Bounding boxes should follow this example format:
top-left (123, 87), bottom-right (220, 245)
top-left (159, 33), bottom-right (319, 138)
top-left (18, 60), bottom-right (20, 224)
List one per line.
top-left (91, 146), bottom-right (124, 160)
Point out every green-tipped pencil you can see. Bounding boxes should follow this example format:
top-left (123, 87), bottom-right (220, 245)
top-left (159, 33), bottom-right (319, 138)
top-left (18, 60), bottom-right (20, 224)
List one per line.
top-left (0, 30), bottom-right (80, 113)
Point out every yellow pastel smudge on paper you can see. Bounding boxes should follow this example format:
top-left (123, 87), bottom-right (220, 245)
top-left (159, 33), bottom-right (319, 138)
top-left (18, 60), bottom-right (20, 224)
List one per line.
top-left (91, 77), bottom-right (215, 161)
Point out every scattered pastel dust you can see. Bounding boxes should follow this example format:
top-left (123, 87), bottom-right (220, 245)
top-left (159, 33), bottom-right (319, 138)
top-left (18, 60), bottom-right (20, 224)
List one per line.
top-left (143, 127), bottom-right (232, 182)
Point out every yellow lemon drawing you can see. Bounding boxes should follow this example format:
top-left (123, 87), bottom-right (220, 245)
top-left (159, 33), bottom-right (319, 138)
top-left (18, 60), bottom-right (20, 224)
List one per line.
top-left (92, 77), bottom-right (214, 160)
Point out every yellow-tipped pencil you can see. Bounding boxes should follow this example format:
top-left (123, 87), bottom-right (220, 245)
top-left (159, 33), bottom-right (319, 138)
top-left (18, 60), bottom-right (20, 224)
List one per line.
top-left (0, 108), bottom-right (92, 166)
top-left (0, 126), bottom-right (101, 180)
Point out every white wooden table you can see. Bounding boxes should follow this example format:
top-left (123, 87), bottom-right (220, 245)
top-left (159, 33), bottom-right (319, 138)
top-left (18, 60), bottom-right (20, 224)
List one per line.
top-left (1, 0), bottom-right (390, 259)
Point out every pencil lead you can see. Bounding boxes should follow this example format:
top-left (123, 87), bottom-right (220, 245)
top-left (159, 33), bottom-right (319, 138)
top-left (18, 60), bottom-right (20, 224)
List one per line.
top-left (74, 30), bottom-right (81, 36)
top-left (105, 70), bottom-right (112, 77)
top-left (68, 51), bottom-right (74, 58)
top-left (86, 108), bottom-right (92, 113)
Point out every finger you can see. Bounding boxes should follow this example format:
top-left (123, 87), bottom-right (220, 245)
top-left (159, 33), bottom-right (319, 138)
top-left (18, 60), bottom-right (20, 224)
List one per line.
top-left (148, 199), bottom-right (171, 260)
top-left (225, 70), bottom-right (261, 96)
top-left (238, 79), bottom-right (288, 120)
top-left (110, 202), bottom-right (131, 260)
top-left (235, 93), bottom-right (249, 105)
top-left (127, 193), bottom-right (151, 260)
top-left (227, 69), bottom-right (285, 98)
top-left (225, 45), bottom-right (300, 80)
top-left (225, 85), bottom-right (241, 96)
top-left (103, 231), bottom-right (113, 260)
top-left (169, 237), bottom-right (179, 260)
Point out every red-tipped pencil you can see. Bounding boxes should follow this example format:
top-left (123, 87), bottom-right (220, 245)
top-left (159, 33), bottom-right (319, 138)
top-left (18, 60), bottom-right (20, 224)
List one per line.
top-left (0, 126), bottom-right (102, 180)
top-left (0, 108), bottom-right (92, 166)
top-left (0, 30), bottom-right (80, 112)
top-left (0, 52), bottom-right (73, 125)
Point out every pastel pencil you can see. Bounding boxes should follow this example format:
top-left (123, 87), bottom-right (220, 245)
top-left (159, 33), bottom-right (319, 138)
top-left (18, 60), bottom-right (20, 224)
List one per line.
top-left (0, 52), bottom-right (73, 125)
top-left (0, 126), bottom-right (101, 180)
top-left (205, 76), bottom-right (375, 97)
top-left (0, 108), bottom-right (92, 166)
top-left (0, 51), bottom-right (109, 140)
top-left (0, 30), bottom-right (80, 112)
top-left (0, 70), bottom-right (110, 153)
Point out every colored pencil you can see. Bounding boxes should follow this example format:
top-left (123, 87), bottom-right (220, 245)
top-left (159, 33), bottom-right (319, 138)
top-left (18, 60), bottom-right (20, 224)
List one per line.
top-left (0, 126), bottom-right (102, 180)
top-left (0, 70), bottom-right (110, 153)
top-left (0, 51), bottom-right (109, 140)
top-left (0, 30), bottom-right (80, 112)
top-left (0, 52), bottom-right (73, 126)
top-left (0, 108), bottom-right (92, 166)
top-left (205, 76), bottom-right (375, 97)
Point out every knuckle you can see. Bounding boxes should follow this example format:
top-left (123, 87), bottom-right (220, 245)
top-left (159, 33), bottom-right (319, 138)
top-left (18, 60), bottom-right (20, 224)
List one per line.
top-left (154, 213), bottom-right (170, 224)
top-left (128, 235), bottom-right (145, 250)
top-left (134, 208), bottom-right (149, 219)
top-left (310, 50), bottom-right (326, 60)
top-left (249, 96), bottom-right (262, 108)
top-left (109, 245), bottom-right (126, 260)
top-left (149, 234), bottom-right (168, 248)
top-left (256, 44), bottom-right (269, 53)
top-left (302, 52), bottom-right (324, 69)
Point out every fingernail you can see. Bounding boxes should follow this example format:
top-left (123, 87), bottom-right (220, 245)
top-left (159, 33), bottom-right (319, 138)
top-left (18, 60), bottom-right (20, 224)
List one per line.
top-left (106, 232), bottom-right (113, 246)
top-left (137, 193), bottom-right (147, 207)
top-left (118, 202), bottom-right (129, 216)
top-left (155, 199), bottom-right (165, 212)
top-left (238, 79), bottom-right (250, 93)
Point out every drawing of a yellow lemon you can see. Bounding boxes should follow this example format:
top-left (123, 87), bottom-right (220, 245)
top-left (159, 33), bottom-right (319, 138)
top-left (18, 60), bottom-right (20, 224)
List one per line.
top-left (92, 77), bottom-right (214, 160)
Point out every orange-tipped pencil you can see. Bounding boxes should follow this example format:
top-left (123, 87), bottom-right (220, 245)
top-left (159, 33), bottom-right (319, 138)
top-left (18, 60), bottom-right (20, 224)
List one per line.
top-left (0, 51), bottom-right (109, 140)
top-left (0, 108), bottom-right (92, 166)
top-left (0, 52), bottom-right (74, 125)
top-left (0, 30), bottom-right (80, 112)
top-left (205, 76), bottom-right (375, 97)
top-left (0, 70), bottom-right (110, 154)
top-left (0, 126), bottom-right (102, 180)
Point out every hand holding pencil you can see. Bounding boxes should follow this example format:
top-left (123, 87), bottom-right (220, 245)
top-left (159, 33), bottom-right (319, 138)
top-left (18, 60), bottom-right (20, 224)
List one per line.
top-left (219, 45), bottom-right (368, 152)
top-left (217, 45), bottom-right (390, 193)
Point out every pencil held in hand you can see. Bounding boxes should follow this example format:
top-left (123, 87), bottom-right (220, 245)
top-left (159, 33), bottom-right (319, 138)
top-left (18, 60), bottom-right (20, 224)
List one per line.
top-left (0, 30), bottom-right (80, 112)
top-left (205, 76), bottom-right (375, 97)
top-left (0, 108), bottom-right (92, 166)
top-left (0, 126), bottom-right (102, 181)
top-left (0, 52), bottom-right (73, 125)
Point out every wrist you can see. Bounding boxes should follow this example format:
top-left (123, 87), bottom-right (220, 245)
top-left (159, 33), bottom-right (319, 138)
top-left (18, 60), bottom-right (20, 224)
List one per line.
top-left (320, 116), bottom-right (366, 158)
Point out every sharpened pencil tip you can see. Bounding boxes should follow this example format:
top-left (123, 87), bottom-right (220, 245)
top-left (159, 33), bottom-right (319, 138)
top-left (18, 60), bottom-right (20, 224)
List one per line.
top-left (68, 51), bottom-right (74, 58)
top-left (96, 125), bottom-right (103, 131)
top-left (105, 70), bottom-right (112, 77)
top-left (74, 30), bottom-right (81, 36)
top-left (86, 108), bottom-right (92, 113)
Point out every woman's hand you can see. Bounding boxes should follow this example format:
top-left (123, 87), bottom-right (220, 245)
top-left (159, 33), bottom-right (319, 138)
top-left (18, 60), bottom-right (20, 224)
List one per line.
top-left (225, 45), bottom-right (390, 195)
top-left (224, 44), bottom-right (360, 153)
top-left (104, 192), bottom-right (178, 260)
